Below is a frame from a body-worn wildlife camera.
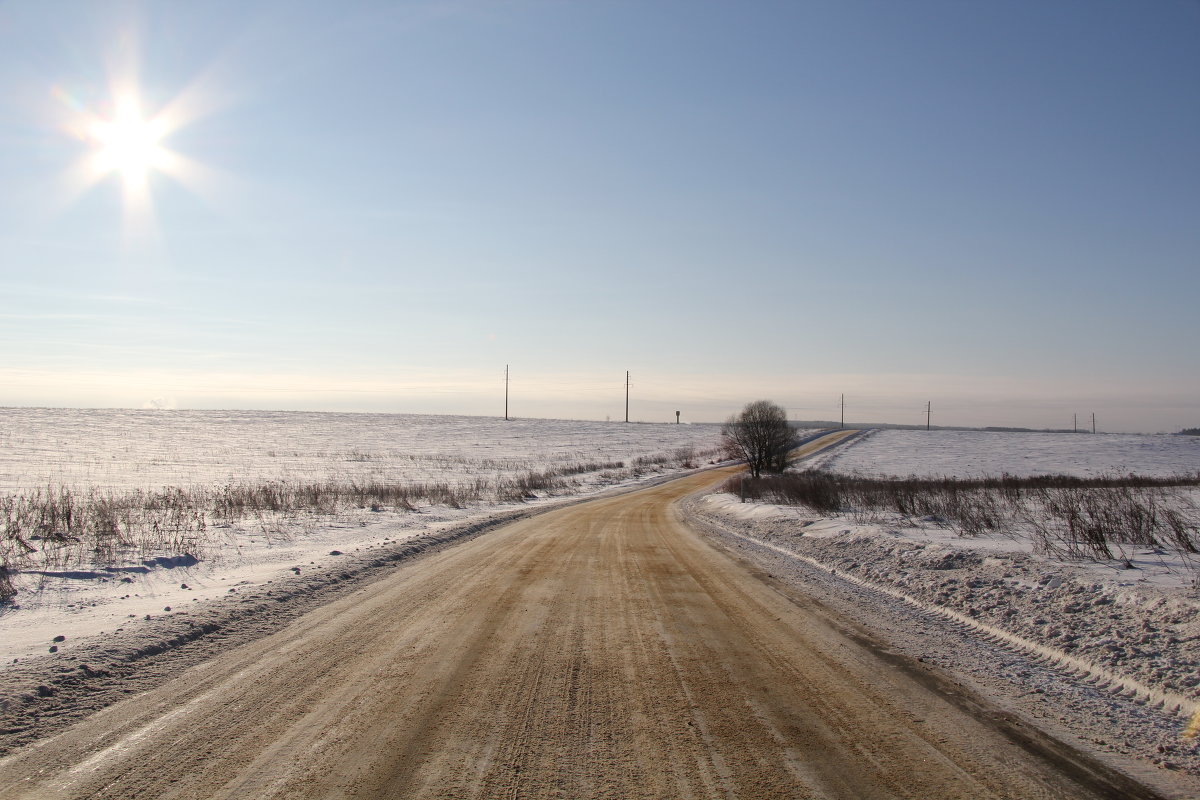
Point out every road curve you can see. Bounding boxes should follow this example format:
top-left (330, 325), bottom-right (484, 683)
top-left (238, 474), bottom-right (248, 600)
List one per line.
top-left (0, 432), bottom-right (1156, 799)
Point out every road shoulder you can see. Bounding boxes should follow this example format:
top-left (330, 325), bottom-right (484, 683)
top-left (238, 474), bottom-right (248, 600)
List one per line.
top-left (681, 491), bottom-right (1200, 799)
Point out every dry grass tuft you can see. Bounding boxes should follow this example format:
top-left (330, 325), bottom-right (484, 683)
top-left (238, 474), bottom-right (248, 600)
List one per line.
top-left (723, 470), bottom-right (1200, 567)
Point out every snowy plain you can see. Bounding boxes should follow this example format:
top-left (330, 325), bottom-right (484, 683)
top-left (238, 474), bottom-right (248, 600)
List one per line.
top-left (0, 407), bottom-right (725, 492)
top-left (808, 427), bottom-right (1200, 479)
top-left (0, 408), bottom-right (726, 664)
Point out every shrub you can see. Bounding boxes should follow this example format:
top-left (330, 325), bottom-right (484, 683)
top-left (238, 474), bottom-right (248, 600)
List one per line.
top-left (721, 401), bottom-right (797, 478)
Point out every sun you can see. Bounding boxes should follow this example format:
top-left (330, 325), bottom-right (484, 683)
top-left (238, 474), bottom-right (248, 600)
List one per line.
top-left (53, 47), bottom-right (220, 243)
top-left (88, 95), bottom-right (169, 186)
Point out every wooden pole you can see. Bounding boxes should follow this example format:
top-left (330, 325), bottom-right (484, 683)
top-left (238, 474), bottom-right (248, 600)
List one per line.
top-left (625, 371), bottom-right (630, 423)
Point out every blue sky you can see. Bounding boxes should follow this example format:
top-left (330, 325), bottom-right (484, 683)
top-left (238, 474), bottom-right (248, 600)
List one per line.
top-left (1, 0), bottom-right (1197, 431)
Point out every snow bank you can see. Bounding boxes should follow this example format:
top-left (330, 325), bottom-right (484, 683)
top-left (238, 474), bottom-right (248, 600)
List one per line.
top-left (687, 496), bottom-right (1200, 779)
top-left (696, 494), bottom-right (1200, 706)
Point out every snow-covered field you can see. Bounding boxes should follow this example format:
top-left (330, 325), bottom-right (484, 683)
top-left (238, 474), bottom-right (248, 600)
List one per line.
top-left (0, 407), bottom-right (724, 492)
top-left (0, 409), bottom-right (725, 663)
top-left (694, 427), bottom-right (1200, 775)
top-left (810, 427), bottom-right (1200, 478)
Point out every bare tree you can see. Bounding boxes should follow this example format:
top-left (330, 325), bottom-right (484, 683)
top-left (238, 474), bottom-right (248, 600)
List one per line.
top-left (721, 400), bottom-right (797, 478)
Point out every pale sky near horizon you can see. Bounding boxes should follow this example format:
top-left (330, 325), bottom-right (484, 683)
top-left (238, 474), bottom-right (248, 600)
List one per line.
top-left (1, 1), bottom-right (1197, 432)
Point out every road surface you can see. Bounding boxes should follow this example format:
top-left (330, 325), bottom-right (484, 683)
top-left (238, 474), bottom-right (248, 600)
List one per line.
top-left (0, 432), bottom-right (1158, 798)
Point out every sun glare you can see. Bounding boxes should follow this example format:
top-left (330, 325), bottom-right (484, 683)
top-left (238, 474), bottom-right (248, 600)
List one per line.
top-left (89, 96), bottom-right (168, 185)
top-left (55, 76), bottom-right (212, 244)
top-left (52, 37), bottom-right (225, 245)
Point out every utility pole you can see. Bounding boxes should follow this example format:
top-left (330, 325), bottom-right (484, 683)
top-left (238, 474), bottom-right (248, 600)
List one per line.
top-left (1092, 412), bottom-right (1096, 434)
top-left (1074, 413), bottom-right (1077, 433)
top-left (840, 393), bottom-right (845, 429)
top-left (625, 371), bottom-right (630, 423)
top-left (504, 365), bottom-right (509, 421)
top-left (926, 400), bottom-right (931, 431)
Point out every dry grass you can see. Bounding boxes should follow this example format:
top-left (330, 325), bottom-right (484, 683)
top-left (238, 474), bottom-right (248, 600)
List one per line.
top-left (0, 566), bottom-right (13, 604)
top-left (0, 448), bottom-right (721, 598)
top-left (723, 470), bottom-right (1200, 567)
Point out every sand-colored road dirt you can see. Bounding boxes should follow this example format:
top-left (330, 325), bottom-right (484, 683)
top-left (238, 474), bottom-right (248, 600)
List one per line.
top-left (0, 433), bottom-right (1158, 799)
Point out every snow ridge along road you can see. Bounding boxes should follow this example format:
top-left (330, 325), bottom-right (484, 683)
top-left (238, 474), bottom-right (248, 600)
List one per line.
top-left (0, 432), bottom-right (1162, 799)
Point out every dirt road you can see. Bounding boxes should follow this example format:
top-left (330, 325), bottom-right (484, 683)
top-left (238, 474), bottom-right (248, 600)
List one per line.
top-left (0, 433), bottom-right (1158, 799)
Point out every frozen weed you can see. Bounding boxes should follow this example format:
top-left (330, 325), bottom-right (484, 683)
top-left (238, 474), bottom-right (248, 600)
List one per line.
top-left (723, 470), bottom-right (1200, 571)
top-left (0, 447), bottom-right (715, 584)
